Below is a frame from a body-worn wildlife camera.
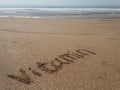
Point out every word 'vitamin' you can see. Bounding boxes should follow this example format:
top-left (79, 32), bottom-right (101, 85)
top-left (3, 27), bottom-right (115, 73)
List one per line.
top-left (7, 49), bottom-right (96, 84)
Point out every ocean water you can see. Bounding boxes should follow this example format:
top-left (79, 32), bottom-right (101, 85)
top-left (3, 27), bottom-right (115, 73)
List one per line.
top-left (0, 8), bottom-right (120, 19)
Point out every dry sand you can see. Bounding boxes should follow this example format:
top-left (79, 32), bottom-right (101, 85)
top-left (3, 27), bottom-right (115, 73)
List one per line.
top-left (0, 18), bottom-right (120, 90)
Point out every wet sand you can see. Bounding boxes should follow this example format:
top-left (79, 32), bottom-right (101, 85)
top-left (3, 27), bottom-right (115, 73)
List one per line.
top-left (0, 18), bottom-right (120, 90)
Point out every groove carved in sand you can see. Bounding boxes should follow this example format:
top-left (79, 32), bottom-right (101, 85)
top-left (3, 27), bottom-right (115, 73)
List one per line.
top-left (7, 49), bottom-right (96, 84)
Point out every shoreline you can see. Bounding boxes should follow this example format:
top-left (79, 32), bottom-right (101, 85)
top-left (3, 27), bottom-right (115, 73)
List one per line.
top-left (1, 17), bottom-right (120, 20)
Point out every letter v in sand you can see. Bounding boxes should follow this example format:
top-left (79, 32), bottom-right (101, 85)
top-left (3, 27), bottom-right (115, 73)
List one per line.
top-left (7, 68), bottom-right (33, 84)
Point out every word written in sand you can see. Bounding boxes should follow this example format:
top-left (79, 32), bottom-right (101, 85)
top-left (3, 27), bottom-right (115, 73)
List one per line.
top-left (7, 49), bottom-right (96, 85)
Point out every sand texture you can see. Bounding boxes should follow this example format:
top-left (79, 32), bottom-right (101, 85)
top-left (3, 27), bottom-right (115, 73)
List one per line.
top-left (0, 18), bottom-right (120, 90)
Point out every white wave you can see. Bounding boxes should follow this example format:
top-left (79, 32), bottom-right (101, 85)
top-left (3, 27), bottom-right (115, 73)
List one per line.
top-left (0, 15), bottom-right (9, 17)
top-left (0, 8), bottom-right (120, 11)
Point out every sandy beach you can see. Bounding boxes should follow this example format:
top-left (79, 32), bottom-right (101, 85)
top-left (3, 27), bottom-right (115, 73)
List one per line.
top-left (0, 18), bottom-right (120, 90)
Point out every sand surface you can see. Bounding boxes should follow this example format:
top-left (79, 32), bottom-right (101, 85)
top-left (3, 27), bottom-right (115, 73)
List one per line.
top-left (0, 18), bottom-right (120, 90)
